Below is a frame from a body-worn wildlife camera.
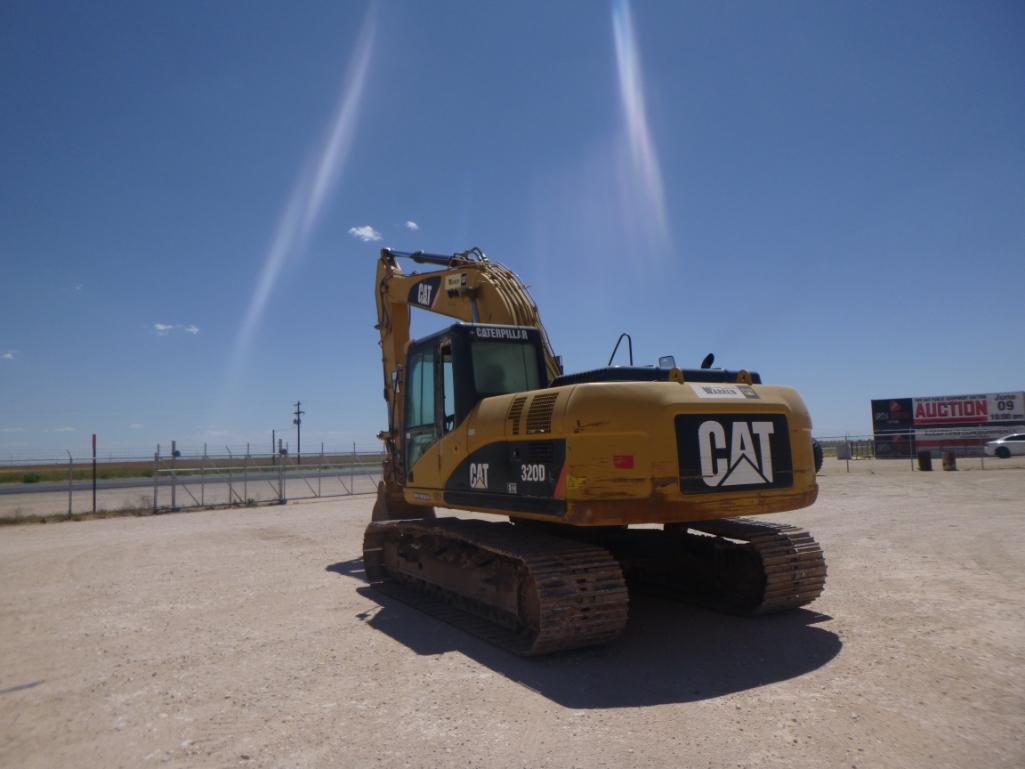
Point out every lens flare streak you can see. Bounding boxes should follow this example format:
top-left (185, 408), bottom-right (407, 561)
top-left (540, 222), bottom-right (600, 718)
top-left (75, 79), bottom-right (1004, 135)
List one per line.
top-left (612, 0), bottom-right (669, 249)
top-left (231, 11), bottom-right (375, 370)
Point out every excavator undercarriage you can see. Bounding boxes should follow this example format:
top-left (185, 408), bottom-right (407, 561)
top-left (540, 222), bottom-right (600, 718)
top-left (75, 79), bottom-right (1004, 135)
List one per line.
top-left (363, 516), bottom-right (825, 654)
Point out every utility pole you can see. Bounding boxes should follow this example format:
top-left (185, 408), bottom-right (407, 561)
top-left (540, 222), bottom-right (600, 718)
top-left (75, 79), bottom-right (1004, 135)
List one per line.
top-left (91, 433), bottom-right (97, 514)
top-left (292, 401), bottom-right (305, 465)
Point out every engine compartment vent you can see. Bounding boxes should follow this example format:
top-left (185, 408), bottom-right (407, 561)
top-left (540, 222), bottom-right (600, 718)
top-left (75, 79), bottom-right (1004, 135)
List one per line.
top-left (527, 441), bottom-right (555, 463)
top-left (506, 396), bottom-right (527, 435)
top-left (526, 393), bottom-right (559, 434)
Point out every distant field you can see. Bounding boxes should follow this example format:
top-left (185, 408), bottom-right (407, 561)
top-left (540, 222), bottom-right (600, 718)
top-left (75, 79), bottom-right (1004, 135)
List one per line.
top-left (0, 460), bottom-right (155, 485)
top-left (0, 454), bottom-right (384, 485)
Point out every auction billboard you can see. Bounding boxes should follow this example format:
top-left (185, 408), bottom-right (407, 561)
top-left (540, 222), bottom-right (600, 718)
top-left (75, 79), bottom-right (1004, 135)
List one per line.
top-left (871, 398), bottom-right (914, 458)
top-left (912, 392), bottom-right (1024, 426)
top-left (871, 391), bottom-right (1025, 457)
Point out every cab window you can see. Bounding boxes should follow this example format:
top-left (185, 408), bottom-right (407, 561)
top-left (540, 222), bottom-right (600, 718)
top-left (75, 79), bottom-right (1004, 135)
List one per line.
top-left (442, 345), bottom-right (455, 433)
top-left (472, 341), bottom-right (540, 396)
top-left (405, 347), bottom-right (436, 471)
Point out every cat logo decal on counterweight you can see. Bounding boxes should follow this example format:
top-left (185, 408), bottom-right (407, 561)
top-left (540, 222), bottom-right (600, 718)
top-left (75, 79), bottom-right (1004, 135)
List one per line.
top-left (676, 414), bottom-right (793, 493)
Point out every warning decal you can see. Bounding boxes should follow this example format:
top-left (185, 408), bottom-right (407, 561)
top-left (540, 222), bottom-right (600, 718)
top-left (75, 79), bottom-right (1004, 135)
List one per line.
top-left (689, 383), bottom-right (760, 400)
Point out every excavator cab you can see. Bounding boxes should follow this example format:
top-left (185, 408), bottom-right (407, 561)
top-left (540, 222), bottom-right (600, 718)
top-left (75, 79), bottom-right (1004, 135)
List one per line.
top-left (402, 323), bottom-right (548, 481)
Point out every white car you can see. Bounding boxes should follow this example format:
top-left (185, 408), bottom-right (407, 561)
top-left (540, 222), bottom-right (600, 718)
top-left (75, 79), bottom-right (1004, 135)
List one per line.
top-left (984, 433), bottom-right (1025, 458)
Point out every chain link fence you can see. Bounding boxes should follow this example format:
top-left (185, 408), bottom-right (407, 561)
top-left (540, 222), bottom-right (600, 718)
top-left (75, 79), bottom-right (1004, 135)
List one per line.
top-left (0, 444), bottom-right (385, 521)
top-left (817, 431), bottom-right (1025, 474)
top-left (5, 428), bottom-right (1024, 520)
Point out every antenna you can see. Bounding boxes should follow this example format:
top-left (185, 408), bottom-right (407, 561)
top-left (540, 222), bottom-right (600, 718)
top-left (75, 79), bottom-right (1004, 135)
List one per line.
top-left (607, 333), bottom-right (634, 366)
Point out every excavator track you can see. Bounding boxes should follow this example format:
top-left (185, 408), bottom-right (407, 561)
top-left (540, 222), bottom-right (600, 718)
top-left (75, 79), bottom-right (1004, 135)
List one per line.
top-left (530, 517), bottom-right (826, 617)
top-left (685, 517), bottom-right (827, 614)
top-left (363, 518), bottom-right (629, 655)
top-left (589, 517), bottom-right (825, 616)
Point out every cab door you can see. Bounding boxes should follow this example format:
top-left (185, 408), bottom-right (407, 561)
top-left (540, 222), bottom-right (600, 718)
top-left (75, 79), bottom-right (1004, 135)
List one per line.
top-left (404, 345), bottom-right (437, 482)
top-left (402, 330), bottom-right (472, 487)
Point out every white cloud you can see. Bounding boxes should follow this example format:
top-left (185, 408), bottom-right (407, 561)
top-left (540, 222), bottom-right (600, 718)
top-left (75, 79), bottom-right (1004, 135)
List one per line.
top-left (74, 284), bottom-right (83, 292)
top-left (47, 426), bottom-right (75, 433)
top-left (405, 220), bottom-right (419, 231)
top-left (1, 427), bottom-right (25, 433)
top-left (348, 225), bottom-right (382, 242)
top-left (154, 323), bottom-right (201, 336)
top-left (2, 352), bottom-right (14, 360)
top-left (129, 423), bottom-right (143, 430)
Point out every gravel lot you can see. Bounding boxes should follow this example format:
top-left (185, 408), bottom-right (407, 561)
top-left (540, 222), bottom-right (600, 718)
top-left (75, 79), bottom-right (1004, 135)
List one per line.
top-left (1, 469), bottom-right (1023, 769)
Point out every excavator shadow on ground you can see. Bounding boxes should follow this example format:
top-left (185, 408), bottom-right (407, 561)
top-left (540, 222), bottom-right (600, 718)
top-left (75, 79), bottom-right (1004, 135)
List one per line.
top-left (326, 558), bottom-right (842, 709)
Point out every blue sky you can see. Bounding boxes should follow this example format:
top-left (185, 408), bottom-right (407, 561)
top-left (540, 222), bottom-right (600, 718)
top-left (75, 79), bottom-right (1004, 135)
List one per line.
top-left (1, 0), bottom-right (1023, 458)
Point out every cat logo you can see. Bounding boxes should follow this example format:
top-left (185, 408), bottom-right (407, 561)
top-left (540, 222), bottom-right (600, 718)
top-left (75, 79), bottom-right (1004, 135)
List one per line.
top-left (469, 462), bottom-right (490, 490)
top-left (407, 276), bottom-right (441, 309)
top-left (417, 282), bottom-right (433, 306)
top-left (676, 414), bottom-right (792, 493)
top-left (699, 420), bottom-right (775, 486)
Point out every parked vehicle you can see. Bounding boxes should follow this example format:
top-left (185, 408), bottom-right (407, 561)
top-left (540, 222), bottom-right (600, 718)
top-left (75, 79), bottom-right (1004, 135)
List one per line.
top-left (984, 433), bottom-right (1025, 458)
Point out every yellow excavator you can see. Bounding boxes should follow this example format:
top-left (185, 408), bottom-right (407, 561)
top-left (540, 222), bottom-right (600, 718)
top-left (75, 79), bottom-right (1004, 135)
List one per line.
top-left (363, 247), bottom-right (825, 654)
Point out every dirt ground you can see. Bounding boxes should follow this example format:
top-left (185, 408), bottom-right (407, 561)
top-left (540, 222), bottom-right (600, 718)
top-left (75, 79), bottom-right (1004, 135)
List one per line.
top-left (1, 470), bottom-right (1023, 769)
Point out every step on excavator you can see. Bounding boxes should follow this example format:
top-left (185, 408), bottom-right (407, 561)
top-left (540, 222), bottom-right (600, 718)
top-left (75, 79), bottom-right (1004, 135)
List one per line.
top-left (363, 247), bottom-right (825, 654)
